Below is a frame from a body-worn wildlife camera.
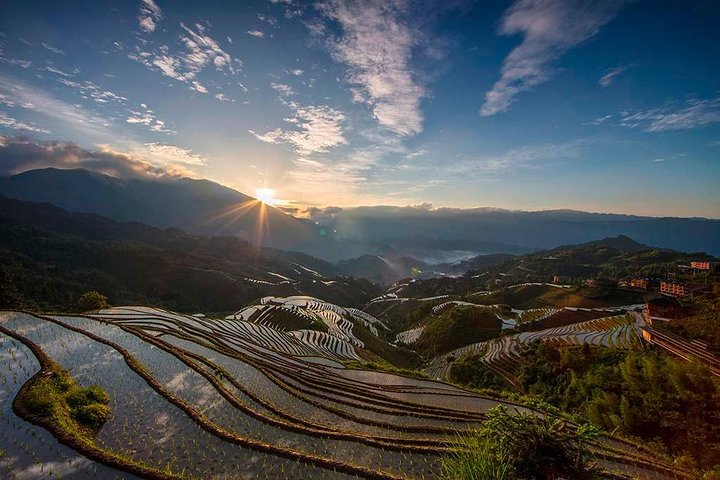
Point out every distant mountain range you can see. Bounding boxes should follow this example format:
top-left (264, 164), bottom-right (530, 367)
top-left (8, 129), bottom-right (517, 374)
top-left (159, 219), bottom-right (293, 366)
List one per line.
top-left (0, 195), bottom-right (378, 312)
top-left (2, 168), bottom-right (719, 264)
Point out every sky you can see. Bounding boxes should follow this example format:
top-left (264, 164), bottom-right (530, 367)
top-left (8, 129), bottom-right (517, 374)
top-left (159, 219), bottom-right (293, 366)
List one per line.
top-left (0, 0), bottom-right (719, 218)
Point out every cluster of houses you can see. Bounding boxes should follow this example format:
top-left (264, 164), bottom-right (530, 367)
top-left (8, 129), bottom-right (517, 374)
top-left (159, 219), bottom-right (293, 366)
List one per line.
top-left (617, 260), bottom-right (719, 298)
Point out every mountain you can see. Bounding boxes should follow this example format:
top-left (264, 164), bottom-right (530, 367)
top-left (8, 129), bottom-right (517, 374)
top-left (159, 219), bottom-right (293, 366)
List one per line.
top-left (304, 205), bottom-right (720, 256)
top-left (3, 169), bottom-right (720, 262)
top-left (0, 167), bottom-right (318, 251)
top-left (0, 195), bottom-right (379, 312)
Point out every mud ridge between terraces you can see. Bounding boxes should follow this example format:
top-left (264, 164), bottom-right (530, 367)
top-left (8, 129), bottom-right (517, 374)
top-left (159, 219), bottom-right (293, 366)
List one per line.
top-left (134, 323), bottom-right (477, 435)
top-left (0, 322), bottom-right (187, 480)
top-left (157, 318), bottom-right (489, 422)
top-left (90, 311), bottom-right (693, 478)
top-left (28, 313), bottom-right (411, 480)
top-left (128, 326), bottom-right (452, 453)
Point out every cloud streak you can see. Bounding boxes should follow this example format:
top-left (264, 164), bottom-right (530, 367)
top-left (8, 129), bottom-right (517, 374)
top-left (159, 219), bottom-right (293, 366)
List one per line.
top-left (599, 65), bottom-right (627, 87)
top-left (481, 0), bottom-right (627, 116)
top-left (249, 102), bottom-right (346, 156)
top-left (318, 0), bottom-right (425, 136)
top-left (619, 96), bottom-right (720, 132)
top-left (138, 0), bottom-right (163, 33)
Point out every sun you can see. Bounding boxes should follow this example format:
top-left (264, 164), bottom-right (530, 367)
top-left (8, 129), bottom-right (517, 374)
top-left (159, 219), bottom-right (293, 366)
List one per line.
top-left (254, 187), bottom-right (277, 206)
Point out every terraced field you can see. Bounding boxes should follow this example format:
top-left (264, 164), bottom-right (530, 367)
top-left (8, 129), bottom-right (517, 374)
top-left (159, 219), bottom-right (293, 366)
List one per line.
top-left (426, 314), bottom-right (643, 387)
top-left (0, 306), bottom-right (690, 479)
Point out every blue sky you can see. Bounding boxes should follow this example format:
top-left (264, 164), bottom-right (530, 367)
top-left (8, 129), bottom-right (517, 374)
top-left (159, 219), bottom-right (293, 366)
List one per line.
top-left (0, 0), bottom-right (718, 217)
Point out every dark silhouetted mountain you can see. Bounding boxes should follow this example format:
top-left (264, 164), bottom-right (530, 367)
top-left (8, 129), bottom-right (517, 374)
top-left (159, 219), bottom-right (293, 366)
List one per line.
top-left (3, 169), bottom-right (720, 260)
top-left (0, 168), bottom-right (318, 251)
top-left (0, 195), bottom-right (379, 312)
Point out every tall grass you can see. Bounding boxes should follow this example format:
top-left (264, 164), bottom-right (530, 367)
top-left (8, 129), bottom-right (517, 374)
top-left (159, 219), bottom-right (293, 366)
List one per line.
top-left (439, 433), bottom-right (513, 480)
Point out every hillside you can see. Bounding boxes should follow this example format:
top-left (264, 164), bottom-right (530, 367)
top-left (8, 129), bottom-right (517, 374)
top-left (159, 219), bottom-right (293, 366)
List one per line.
top-left (0, 196), bottom-right (378, 312)
top-left (0, 167), bottom-right (320, 251)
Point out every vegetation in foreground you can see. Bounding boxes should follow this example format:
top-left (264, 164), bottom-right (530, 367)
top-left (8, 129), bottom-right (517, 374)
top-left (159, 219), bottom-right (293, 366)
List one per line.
top-left (440, 406), bottom-right (600, 480)
top-left (21, 366), bottom-right (111, 436)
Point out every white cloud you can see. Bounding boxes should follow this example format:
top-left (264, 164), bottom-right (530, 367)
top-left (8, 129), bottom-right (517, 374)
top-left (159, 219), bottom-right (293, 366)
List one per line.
top-left (286, 68), bottom-right (304, 76)
top-left (619, 96), bottom-right (720, 132)
top-left (0, 111), bottom-right (50, 133)
top-left (45, 65), bottom-right (72, 77)
top-left (190, 80), bottom-right (208, 93)
top-left (214, 93), bottom-right (232, 102)
top-left (599, 65), bottom-right (627, 87)
top-left (126, 105), bottom-right (175, 134)
top-left (41, 43), bottom-right (65, 55)
top-left (318, 0), bottom-right (425, 136)
top-left (480, 0), bottom-right (627, 116)
top-left (129, 22), bottom-right (241, 93)
top-left (138, 0), bottom-right (163, 33)
top-left (57, 78), bottom-right (128, 104)
top-left (249, 102), bottom-right (346, 155)
top-left (271, 82), bottom-right (295, 96)
top-left (246, 30), bottom-right (265, 38)
top-left (135, 142), bottom-right (206, 166)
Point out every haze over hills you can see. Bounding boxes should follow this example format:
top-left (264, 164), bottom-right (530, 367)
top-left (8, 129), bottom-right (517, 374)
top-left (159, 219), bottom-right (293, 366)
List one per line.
top-left (2, 168), bottom-right (720, 264)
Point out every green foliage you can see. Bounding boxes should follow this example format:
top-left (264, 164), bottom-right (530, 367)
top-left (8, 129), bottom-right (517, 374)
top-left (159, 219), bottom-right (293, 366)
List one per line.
top-left (74, 291), bottom-right (110, 313)
top-left (72, 403), bottom-right (110, 429)
top-left (0, 264), bottom-right (23, 308)
top-left (519, 342), bottom-right (720, 469)
top-left (415, 306), bottom-right (501, 356)
top-left (440, 433), bottom-right (514, 480)
top-left (441, 406), bottom-right (599, 480)
top-left (660, 293), bottom-right (720, 349)
top-left (21, 367), bottom-right (111, 435)
top-left (343, 360), bottom-right (428, 379)
top-left (448, 353), bottom-right (508, 391)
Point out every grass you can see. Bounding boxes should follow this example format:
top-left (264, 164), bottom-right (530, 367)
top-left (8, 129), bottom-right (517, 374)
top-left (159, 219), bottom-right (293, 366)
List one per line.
top-left (20, 363), bottom-right (110, 438)
top-left (440, 406), bottom-right (602, 480)
top-left (439, 434), bottom-right (514, 480)
top-left (343, 360), bottom-right (429, 379)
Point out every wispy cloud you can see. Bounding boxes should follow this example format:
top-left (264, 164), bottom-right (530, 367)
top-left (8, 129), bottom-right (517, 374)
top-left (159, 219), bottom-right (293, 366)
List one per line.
top-left (138, 0), bottom-right (163, 33)
top-left (0, 75), bottom-right (111, 136)
top-left (0, 111), bottom-right (50, 133)
top-left (619, 96), bottom-right (720, 132)
top-left (318, 0), bottom-right (425, 136)
top-left (129, 21), bottom-right (241, 95)
top-left (246, 30), bottom-right (265, 38)
top-left (134, 142), bottom-right (206, 166)
top-left (126, 104), bottom-right (175, 134)
top-left (270, 82), bottom-right (295, 96)
top-left (40, 43), bottom-right (65, 55)
top-left (599, 65), bottom-right (628, 87)
top-left (0, 136), bottom-right (198, 178)
top-left (480, 0), bottom-right (627, 116)
top-left (57, 78), bottom-right (128, 104)
top-left (249, 102), bottom-right (346, 155)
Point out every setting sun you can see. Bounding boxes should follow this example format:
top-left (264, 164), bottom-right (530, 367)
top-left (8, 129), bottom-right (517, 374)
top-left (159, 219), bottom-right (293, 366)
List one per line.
top-left (254, 187), bottom-right (277, 206)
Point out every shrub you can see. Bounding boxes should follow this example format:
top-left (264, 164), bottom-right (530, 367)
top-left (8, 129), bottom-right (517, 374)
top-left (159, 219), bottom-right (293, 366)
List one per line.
top-left (72, 403), bottom-right (110, 429)
top-left (74, 291), bottom-right (109, 313)
top-left (440, 434), bottom-right (513, 480)
top-left (441, 406), bottom-right (600, 480)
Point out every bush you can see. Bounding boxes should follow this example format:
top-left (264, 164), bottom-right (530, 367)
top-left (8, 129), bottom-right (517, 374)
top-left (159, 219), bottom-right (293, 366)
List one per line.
top-left (441, 406), bottom-right (599, 480)
top-left (72, 403), bottom-right (110, 429)
top-left (448, 353), bottom-right (508, 391)
top-left (440, 434), bottom-right (513, 480)
top-left (74, 291), bottom-right (109, 313)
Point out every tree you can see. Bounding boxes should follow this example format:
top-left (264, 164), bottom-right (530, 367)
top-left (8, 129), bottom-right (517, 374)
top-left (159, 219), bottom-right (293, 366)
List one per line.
top-left (0, 265), bottom-right (23, 308)
top-left (74, 291), bottom-right (109, 313)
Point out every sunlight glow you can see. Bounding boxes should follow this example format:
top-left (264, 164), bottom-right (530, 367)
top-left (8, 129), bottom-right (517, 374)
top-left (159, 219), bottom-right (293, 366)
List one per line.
top-left (255, 187), bottom-right (277, 206)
